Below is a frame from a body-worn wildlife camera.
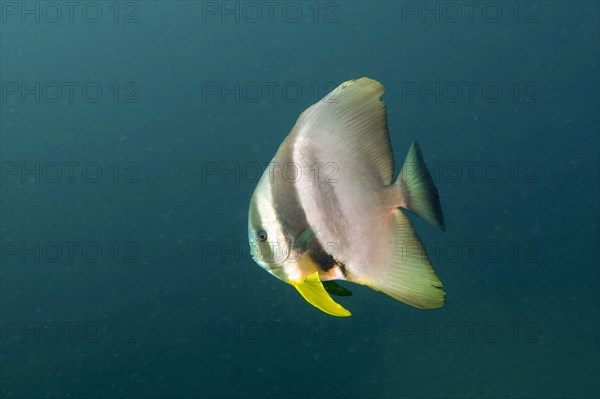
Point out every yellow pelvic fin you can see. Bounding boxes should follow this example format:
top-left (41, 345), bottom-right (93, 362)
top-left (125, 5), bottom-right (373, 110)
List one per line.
top-left (292, 271), bottom-right (352, 317)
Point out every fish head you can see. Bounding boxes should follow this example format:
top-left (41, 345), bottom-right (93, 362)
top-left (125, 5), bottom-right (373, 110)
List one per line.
top-left (249, 189), bottom-right (352, 317)
top-left (247, 174), bottom-right (294, 282)
top-left (249, 189), bottom-right (351, 317)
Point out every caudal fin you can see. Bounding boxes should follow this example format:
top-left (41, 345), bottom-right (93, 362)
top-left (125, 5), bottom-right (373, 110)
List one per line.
top-left (355, 142), bottom-right (446, 309)
top-left (396, 141), bottom-right (445, 230)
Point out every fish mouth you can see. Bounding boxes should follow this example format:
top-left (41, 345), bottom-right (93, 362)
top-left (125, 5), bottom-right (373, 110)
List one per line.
top-left (249, 239), bottom-right (291, 267)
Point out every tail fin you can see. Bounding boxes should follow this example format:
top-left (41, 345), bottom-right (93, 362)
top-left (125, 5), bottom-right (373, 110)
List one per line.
top-left (360, 141), bottom-right (445, 308)
top-left (396, 141), bottom-right (445, 230)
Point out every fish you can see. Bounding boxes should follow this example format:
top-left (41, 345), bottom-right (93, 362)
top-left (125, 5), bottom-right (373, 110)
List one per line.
top-left (247, 77), bottom-right (445, 317)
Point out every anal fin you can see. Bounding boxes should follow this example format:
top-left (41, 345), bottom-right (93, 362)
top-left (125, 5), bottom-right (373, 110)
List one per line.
top-left (365, 209), bottom-right (445, 309)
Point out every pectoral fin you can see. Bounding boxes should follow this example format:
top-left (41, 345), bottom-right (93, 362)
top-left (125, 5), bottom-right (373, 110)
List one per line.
top-left (292, 227), bottom-right (318, 251)
top-left (292, 272), bottom-right (352, 317)
top-left (323, 281), bottom-right (352, 296)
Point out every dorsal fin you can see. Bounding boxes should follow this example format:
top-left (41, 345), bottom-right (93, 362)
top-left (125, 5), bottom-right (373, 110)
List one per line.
top-left (292, 77), bottom-right (394, 185)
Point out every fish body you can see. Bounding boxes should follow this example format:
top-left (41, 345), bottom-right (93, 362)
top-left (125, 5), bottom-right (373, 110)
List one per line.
top-left (248, 78), bottom-right (445, 316)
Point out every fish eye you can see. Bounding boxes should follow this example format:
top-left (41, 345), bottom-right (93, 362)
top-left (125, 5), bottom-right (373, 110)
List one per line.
top-left (257, 230), bottom-right (268, 242)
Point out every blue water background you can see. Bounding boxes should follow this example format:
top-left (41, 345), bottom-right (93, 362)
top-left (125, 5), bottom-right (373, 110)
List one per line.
top-left (1, 1), bottom-right (598, 398)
